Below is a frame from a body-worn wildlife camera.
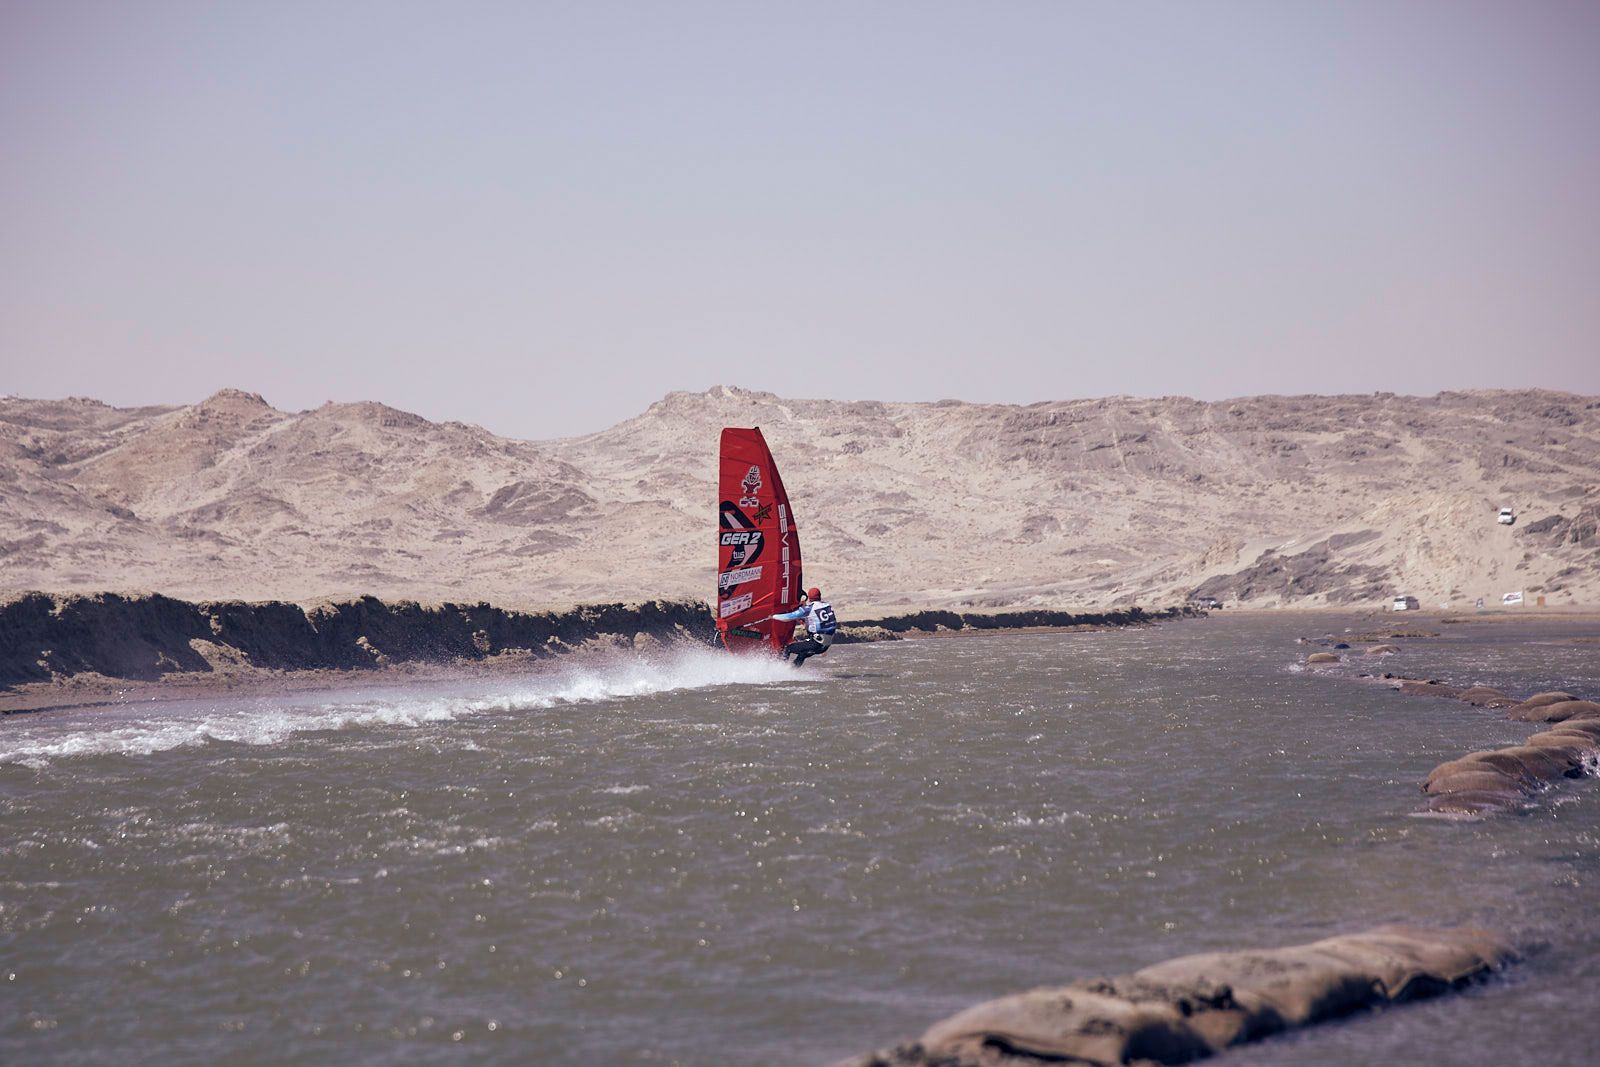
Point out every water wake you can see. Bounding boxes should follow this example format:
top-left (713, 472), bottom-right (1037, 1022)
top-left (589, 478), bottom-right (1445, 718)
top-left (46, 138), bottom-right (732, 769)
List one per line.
top-left (0, 647), bottom-right (798, 768)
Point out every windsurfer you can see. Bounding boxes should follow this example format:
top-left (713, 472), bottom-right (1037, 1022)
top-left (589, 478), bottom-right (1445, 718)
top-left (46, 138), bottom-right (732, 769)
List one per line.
top-left (770, 586), bottom-right (838, 667)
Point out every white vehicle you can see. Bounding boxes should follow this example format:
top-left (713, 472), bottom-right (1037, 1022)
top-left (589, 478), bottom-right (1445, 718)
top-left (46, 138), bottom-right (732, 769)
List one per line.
top-left (1392, 596), bottom-right (1420, 611)
top-left (1498, 507), bottom-right (1515, 525)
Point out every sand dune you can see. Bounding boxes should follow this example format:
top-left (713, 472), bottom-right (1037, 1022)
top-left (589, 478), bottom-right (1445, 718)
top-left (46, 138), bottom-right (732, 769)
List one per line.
top-left (3, 387), bottom-right (1596, 611)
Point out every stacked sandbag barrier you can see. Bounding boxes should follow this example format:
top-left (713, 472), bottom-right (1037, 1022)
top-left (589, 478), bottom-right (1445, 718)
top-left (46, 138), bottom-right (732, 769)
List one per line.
top-left (837, 925), bottom-right (1512, 1067)
top-left (1290, 645), bottom-right (1600, 815)
top-left (1367, 674), bottom-right (1600, 815)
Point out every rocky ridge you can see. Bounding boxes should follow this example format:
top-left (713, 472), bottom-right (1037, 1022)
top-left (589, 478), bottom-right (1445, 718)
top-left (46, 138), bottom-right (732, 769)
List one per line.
top-left (3, 387), bottom-right (1597, 611)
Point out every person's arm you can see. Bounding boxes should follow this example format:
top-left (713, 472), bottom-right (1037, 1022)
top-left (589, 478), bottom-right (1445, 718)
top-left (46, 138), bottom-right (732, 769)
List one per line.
top-left (770, 606), bottom-right (808, 621)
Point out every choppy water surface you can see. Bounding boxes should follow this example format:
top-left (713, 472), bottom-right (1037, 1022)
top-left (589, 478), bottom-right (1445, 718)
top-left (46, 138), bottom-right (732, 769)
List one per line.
top-left (3, 615), bottom-right (1598, 1066)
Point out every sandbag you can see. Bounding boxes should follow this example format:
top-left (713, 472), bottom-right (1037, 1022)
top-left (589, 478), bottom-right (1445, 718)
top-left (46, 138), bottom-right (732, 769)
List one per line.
top-left (1509, 699), bottom-right (1600, 723)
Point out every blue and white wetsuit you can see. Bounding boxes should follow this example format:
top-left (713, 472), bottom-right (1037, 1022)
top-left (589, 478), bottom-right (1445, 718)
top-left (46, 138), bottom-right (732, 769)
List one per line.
top-left (773, 600), bottom-right (837, 635)
top-left (772, 600), bottom-right (838, 665)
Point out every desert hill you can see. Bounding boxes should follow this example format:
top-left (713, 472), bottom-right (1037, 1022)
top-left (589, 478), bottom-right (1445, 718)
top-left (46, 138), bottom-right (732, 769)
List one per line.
top-left (2, 387), bottom-right (1596, 611)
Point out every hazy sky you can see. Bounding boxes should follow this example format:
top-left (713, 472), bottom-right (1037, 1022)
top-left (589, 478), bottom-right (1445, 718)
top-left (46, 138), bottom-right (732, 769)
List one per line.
top-left (3, 1), bottom-right (1597, 438)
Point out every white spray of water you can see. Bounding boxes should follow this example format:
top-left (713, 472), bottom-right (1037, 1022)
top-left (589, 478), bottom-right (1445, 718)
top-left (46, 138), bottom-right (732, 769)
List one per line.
top-left (0, 647), bottom-right (800, 768)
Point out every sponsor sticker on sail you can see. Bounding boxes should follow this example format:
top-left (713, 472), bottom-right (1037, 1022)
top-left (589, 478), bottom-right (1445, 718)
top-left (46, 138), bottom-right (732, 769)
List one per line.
top-left (719, 566), bottom-right (762, 590)
top-left (719, 592), bottom-right (754, 618)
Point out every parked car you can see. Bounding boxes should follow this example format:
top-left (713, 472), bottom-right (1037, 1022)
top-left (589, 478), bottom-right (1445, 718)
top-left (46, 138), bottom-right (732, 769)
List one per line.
top-left (1498, 507), bottom-right (1515, 525)
top-left (1392, 596), bottom-right (1420, 611)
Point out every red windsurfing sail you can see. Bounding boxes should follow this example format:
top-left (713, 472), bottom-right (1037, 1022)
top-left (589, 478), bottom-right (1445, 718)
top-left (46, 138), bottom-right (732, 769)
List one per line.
top-left (715, 427), bottom-right (803, 654)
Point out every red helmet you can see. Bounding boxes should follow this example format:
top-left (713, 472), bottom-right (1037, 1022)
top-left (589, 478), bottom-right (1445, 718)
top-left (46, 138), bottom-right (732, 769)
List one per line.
top-left (806, 586), bottom-right (821, 601)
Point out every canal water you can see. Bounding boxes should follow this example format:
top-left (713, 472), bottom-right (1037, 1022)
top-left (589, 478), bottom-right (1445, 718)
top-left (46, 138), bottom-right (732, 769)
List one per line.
top-left (2, 614), bottom-right (1597, 1065)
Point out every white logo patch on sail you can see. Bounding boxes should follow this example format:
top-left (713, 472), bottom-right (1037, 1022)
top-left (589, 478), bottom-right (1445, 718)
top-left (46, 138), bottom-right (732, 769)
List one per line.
top-left (739, 465), bottom-right (763, 507)
top-left (720, 593), bottom-right (754, 618)
top-left (719, 566), bottom-right (762, 590)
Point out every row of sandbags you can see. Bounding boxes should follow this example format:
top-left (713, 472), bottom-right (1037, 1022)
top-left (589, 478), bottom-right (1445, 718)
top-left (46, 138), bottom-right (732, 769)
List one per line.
top-left (837, 925), bottom-right (1512, 1067)
top-left (1420, 690), bottom-right (1600, 813)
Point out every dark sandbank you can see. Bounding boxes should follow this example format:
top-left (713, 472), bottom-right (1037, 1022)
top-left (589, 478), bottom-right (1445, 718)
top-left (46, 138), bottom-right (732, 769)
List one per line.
top-left (0, 592), bottom-right (1202, 713)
